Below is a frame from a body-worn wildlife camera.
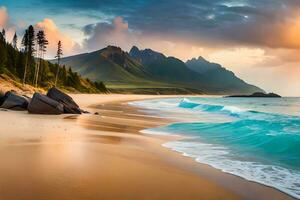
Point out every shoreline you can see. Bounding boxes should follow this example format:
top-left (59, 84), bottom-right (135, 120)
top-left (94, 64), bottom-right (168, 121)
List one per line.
top-left (0, 94), bottom-right (295, 200)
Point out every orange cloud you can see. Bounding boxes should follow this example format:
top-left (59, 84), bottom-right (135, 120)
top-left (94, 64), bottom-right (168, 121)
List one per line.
top-left (262, 15), bottom-right (300, 49)
top-left (283, 17), bottom-right (300, 48)
top-left (0, 7), bottom-right (8, 28)
top-left (35, 19), bottom-right (79, 58)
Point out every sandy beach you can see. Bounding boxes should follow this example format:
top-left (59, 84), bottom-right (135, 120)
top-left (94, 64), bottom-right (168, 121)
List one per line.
top-left (0, 94), bottom-right (294, 200)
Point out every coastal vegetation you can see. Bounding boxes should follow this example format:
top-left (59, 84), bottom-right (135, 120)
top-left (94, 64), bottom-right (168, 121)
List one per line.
top-left (0, 27), bottom-right (108, 93)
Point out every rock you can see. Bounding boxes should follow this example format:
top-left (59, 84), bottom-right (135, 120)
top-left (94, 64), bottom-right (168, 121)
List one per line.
top-left (47, 87), bottom-right (82, 114)
top-left (28, 93), bottom-right (64, 115)
top-left (94, 112), bottom-right (99, 115)
top-left (226, 92), bottom-right (281, 98)
top-left (0, 91), bottom-right (30, 110)
top-left (80, 109), bottom-right (90, 114)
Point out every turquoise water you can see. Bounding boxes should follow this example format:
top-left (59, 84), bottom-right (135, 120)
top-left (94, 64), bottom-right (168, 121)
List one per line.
top-left (130, 97), bottom-right (300, 199)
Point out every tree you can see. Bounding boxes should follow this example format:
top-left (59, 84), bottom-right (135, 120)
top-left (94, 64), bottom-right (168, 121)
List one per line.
top-left (12, 32), bottom-right (17, 49)
top-left (1, 29), bottom-right (6, 42)
top-left (22, 25), bottom-right (35, 85)
top-left (94, 81), bottom-right (108, 93)
top-left (35, 30), bottom-right (48, 87)
top-left (0, 34), bottom-right (7, 73)
top-left (21, 30), bottom-right (29, 85)
top-left (55, 41), bottom-right (63, 87)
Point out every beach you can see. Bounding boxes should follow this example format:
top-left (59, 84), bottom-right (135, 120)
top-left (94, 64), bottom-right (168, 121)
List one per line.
top-left (0, 94), bottom-right (294, 200)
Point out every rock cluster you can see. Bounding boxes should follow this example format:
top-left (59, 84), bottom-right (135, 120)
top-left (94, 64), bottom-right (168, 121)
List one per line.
top-left (0, 87), bottom-right (88, 115)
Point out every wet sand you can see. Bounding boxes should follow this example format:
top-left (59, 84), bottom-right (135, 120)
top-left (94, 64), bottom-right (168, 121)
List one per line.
top-left (0, 94), bottom-right (294, 200)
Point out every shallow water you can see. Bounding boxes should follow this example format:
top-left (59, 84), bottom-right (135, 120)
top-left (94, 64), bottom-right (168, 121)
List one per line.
top-left (130, 97), bottom-right (300, 199)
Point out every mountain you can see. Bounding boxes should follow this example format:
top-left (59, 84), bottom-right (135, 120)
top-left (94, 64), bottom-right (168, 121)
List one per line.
top-left (185, 57), bottom-right (262, 94)
top-left (185, 56), bottom-right (220, 74)
top-left (56, 46), bottom-right (150, 83)
top-left (57, 46), bottom-right (194, 94)
top-left (129, 46), bottom-right (204, 85)
top-left (129, 46), bottom-right (165, 65)
top-left (57, 45), bottom-right (264, 94)
top-left (129, 46), bottom-right (263, 94)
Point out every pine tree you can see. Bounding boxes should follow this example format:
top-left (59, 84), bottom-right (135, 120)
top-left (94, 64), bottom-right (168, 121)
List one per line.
top-left (21, 30), bottom-right (29, 85)
top-left (1, 29), bottom-right (6, 42)
top-left (12, 32), bottom-right (18, 49)
top-left (55, 41), bottom-right (63, 87)
top-left (35, 30), bottom-right (48, 87)
top-left (0, 30), bottom-right (7, 73)
top-left (22, 25), bottom-right (35, 85)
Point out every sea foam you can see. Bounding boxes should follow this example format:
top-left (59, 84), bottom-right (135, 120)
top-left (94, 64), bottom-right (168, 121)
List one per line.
top-left (132, 97), bottom-right (300, 199)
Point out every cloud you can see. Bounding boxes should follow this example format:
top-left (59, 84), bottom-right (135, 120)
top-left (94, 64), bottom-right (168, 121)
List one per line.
top-left (257, 48), bottom-right (300, 67)
top-left (35, 19), bottom-right (80, 57)
top-left (0, 6), bottom-right (17, 42)
top-left (83, 17), bottom-right (133, 50)
top-left (0, 6), bottom-right (8, 28)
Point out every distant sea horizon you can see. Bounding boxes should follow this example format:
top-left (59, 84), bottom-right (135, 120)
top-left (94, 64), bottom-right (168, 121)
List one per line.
top-left (130, 97), bottom-right (300, 199)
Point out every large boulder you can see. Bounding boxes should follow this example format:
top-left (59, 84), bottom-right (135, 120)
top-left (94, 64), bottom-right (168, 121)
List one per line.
top-left (28, 93), bottom-right (64, 115)
top-left (0, 91), bottom-right (30, 110)
top-left (47, 87), bottom-right (82, 114)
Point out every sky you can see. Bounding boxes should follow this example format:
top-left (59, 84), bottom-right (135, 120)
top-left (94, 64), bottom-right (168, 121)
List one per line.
top-left (0, 0), bottom-right (300, 96)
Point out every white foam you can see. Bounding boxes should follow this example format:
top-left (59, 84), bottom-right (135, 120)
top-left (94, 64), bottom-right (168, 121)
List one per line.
top-left (221, 105), bottom-right (247, 114)
top-left (163, 140), bottom-right (300, 199)
top-left (140, 129), bottom-right (172, 135)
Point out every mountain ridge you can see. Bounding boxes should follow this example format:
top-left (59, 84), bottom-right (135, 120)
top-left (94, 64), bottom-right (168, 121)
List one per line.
top-left (55, 45), bottom-right (264, 94)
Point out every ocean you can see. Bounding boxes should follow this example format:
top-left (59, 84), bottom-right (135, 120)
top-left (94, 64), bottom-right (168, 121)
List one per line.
top-left (129, 97), bottom-right (300, 199)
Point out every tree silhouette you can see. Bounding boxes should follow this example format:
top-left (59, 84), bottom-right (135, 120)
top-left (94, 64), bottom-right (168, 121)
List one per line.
top-left (12, 32), bottom-right (18, 50)
top-left (35, 30), bottom-right (48, 87)
top-left (0, 29), bottom-right (7, 73)
top-left (1, 29), bottom-right (6, 42)
top-left (55, 41), bottom-right (63, 87)
top-left (22, 25), bottom-right (35, 85)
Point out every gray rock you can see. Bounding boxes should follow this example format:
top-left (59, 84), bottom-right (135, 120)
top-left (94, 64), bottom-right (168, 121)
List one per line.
top-left (28, 93), bottom-right (64, 115)
top-left (0, 91), bottom-right (29, 110)
top-left (47, 87), bottom-right (82, 114)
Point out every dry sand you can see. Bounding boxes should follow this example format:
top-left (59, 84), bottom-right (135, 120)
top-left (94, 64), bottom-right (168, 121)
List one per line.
top-left (0, 94), bottom-right (294, 200)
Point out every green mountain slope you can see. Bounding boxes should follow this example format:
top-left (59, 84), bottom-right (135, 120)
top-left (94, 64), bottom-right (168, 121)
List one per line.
top-left (58, 46), bottom-right (149, 83)
top-left (185, 57), bottom-right (263, 94)
top-left (58, 46), bottom-right (192, 94)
